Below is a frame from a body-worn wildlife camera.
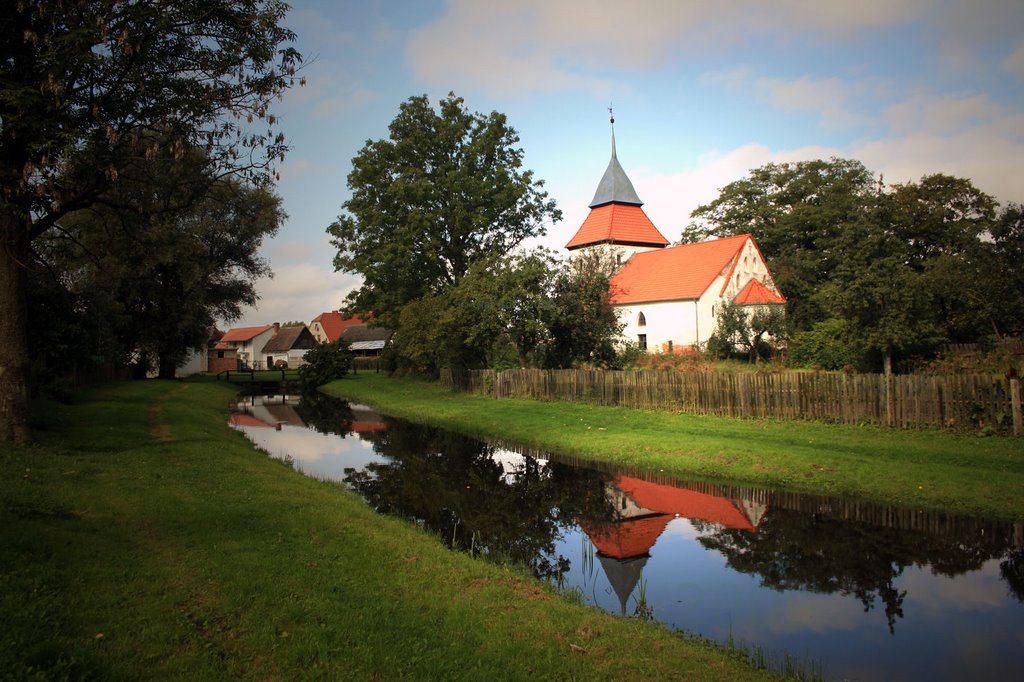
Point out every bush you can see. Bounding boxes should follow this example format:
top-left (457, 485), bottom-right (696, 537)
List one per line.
top-left (298, 340), bottom-right (353, 392)
top-left (789, 318), bottom-right (868, 371)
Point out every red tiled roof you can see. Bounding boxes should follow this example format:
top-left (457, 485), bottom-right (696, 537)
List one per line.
top-left (616, 476), bottom-right (762, 532)
top-left (311, 311), bottom-right (374, 343)
top-left (220, 325), bottom-right (273, 342)
top-left (565, 203), bottom-right (669, 250)
top-left (351, 421), bottom-right (386, 433)
top-left (610, 234), bottom-right (751, 304)
top-left (580, 514), bottom-right (673, 560)
top-left (229, 414), bottom-right (273, 428)
top-left (734, 278), bottom-right (787, 305)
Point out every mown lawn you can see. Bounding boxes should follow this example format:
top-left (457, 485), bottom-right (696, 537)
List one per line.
top-left (1, 380), bottom-right (779, 680)
top-left (322, 373), bottom-right (1024, 521)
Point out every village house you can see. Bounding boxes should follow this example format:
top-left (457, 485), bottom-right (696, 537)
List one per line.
top-left (309, 311), bottom-right (375, 344)
top-left (310, 310), bottom-right (393, 357)
top-left (210, 325), bottom-right (278, 372)
top-left (565, 132), bottom-right (786, 353)
top-left (261, 324), bottom-right (318, 369)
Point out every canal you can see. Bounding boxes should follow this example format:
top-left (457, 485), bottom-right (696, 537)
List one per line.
top-left (231, 392), bottom-right (1024, 681)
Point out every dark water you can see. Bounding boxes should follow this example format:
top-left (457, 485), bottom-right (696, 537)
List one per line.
top-left (231, 392), bottom-right (1024, 682)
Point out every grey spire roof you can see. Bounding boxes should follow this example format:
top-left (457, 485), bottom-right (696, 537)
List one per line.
top-left (589, 131), bottom-right (643, 208)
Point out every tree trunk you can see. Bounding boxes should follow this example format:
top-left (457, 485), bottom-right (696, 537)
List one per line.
top-left (0, 210), bottom-right (32, 444)
top-left (158, 355), bottom-right (178, 379)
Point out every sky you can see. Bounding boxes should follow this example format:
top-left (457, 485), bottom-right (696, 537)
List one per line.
top-left (232, 0), bottom-right (1024, 328)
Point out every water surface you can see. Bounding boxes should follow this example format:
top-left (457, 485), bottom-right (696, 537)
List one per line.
top-left (231, 392), bottom-right (1024, 681)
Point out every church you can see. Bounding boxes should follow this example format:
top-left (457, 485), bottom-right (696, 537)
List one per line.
top-left (564, 131), bottom-right (786, 354)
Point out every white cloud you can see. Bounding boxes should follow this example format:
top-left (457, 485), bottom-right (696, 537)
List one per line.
top-left (1004, 41), bottom-right (1024, 75)
top-left (631, 142), bottom-right (841, 238)
top-left (312, 88), bottom-right (379, 117)
top-left (277, 157), bottom-right (330, 182)
top-left (754, 75), bottom-right (870, 129)
top-left (861, 91), bottom-right (1024, 200)
top-left (405, 0), bottom-right (929, 94)
top-left (234, 262), bottom-right (361, 327)
top-left (269, 239), bottom-right (317, 261)
top-left (768, 593), bottom-right (868, 634)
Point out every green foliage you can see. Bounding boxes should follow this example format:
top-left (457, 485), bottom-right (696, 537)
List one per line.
top-left (790, 319), bottom-right (869, 370)
top-left (1, 0), bottom-right (302, 441)
top-left (386, 248), bottom-right (623, 373)
top-left (685, 158), bottom-right (878, 333)
top-left (30, 145), bottom-right (283, 381)
top-left (687, 158), bottom-right (1019, 372)
top-left (327, 93), bottom-right (561, 328)
top-left (545, 249), bottom-right (624, 368)
top-left (453, 251), bottom-right (559, 368)
top-left (707, 302), bottom-right (788, 363)
top-left (298, 340), bottom-right (353, 392)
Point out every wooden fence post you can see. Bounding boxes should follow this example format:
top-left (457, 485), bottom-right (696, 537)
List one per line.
top-left (1012, 378), bottom-right (1022, 436)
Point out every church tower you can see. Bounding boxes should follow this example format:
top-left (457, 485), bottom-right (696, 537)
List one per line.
top-left (564, 112), bottom-right (669, 265)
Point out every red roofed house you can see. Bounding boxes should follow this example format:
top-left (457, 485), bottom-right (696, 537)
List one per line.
top-left (566, 132), bottom-right (785, 353)
top-left (210, 324), bottom-right (277, 371)
top-left (309, 311), bottom-right (375, 344)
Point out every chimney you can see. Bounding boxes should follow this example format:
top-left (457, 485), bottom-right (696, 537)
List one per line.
top-left (273, 322), bottom-right (280, 332)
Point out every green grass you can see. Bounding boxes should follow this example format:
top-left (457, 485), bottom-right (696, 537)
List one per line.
top-left (1, 380), bottom-right (780, 680)
top-left (322, 373), bottom-right (1024, 521)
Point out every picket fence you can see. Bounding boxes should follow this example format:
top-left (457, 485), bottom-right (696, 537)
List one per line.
top-left (440, 368), bottom-right (1023, 434)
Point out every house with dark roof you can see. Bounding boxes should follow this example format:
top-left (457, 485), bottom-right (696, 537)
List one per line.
top-left (340, 323), bottom-right (393, 357)
top-left (565, 131), bottom-right (786, 353)
top-left (262, 324), bottom-right (317, 368)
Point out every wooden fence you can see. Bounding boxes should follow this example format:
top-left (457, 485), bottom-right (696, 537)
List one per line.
top-left (441, 368), bottom-right (1023, 434)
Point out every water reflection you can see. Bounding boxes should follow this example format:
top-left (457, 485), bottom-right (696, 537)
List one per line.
top-left (231, 393), bottom-right (1024, 682)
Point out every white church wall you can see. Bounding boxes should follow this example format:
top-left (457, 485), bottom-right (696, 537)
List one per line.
top-left (618, 299), bottom-right (710, 352)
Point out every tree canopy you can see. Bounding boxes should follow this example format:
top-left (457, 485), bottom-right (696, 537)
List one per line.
top-left (31, 144), bottom-right (283, 381)
top-left (328, 93), bottom-right (561, 327)
top-left (685, 158), bottom-right (1022, 372)
top-left (1, 0), bottom-right (302, 443)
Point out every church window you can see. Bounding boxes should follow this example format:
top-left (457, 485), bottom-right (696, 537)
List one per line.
top-left (638, 334), bottom-right (647, 351)
top-left (637, 312), bottom-right (646, 327)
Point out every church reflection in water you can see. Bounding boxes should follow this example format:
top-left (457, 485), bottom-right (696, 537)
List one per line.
top-left (579, 475), bottom-right (766, 615)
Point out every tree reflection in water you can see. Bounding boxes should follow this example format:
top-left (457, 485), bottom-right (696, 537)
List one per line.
top-left (695, 509), bottom-right (1024, 633)
top-left (343, 418), bottom-right (618, 581)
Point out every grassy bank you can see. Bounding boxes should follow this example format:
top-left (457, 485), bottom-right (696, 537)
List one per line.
top-left (323, 373), bottom-right (1024, 521)
top-left (1, 380), bottom-right (777, 680)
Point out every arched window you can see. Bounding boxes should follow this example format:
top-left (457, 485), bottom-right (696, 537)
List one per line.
top-left (637, 312), bottom-right (646, 327)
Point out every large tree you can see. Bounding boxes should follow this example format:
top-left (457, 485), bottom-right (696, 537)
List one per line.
top-left (1, 0), bottom-right (301, 443)
top-left (327, 93), bottom-right (561, 327)
top-left (683, 158), bottom-right (878, 333)
top-left (687, 158), bottom-right (1022, 371)
top-left (34, 148), bottom-right (284, 380)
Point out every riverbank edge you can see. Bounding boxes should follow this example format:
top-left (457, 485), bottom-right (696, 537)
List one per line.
top-left (322, 373), bottom-right (1024, 522)
top-left (0, 380), bottom-right (780, 680)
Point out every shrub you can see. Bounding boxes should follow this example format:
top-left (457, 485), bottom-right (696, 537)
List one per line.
top-left (789, 318), bottom-right (868, 371)
top-left (298, 340), bottom-right (353, 392)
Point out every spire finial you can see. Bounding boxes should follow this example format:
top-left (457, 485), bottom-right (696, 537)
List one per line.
top-left (608, 104), bottom-right (616, 157)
